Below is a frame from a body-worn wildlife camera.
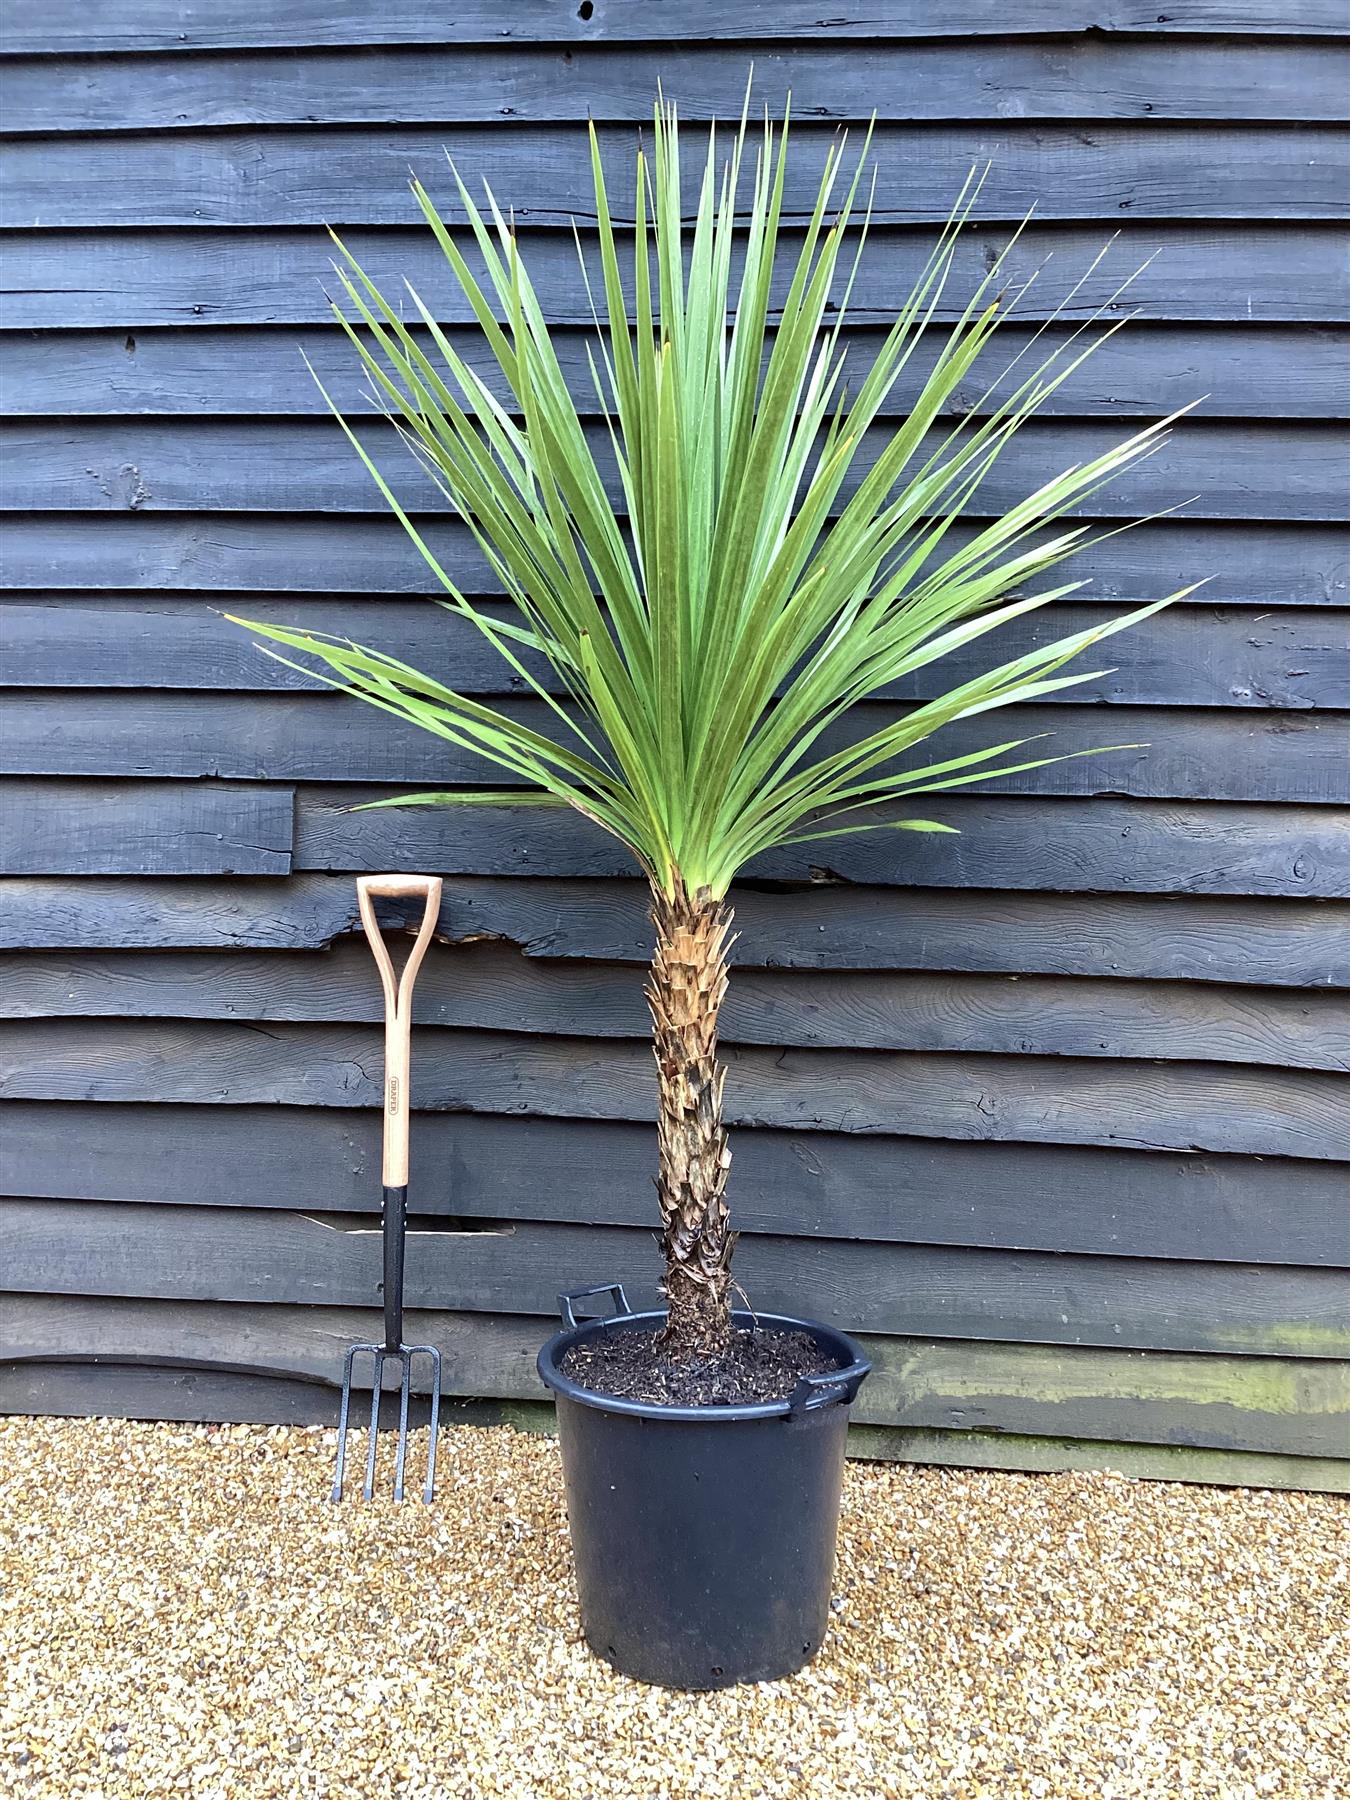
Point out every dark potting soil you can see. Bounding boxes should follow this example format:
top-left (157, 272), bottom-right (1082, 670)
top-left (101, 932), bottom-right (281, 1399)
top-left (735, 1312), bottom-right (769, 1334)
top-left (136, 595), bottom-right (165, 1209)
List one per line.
top-left (559, 1324), bottom-right (842, 1407)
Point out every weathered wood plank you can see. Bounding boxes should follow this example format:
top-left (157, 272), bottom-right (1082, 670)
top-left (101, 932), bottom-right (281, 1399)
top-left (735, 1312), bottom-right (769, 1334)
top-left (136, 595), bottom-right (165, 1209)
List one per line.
top-left (844, 1428), bottom-right (1349, 1491)
top-left (3, 1019), bottom-right (1345, 1160)
top-left (7, 41), bottom-right (1349, 132)
top-left (8, 783), bottom-right (1340, 897)
top-left (4, 1291), bottom-right (1348, 1462)
top-left (4, 1357), bottom-right (1338, 1486)
top-left (297, 790), bottom-right (1350, 900)
top-left (5, 1201), bottom-right (1347, 1357)
top-left (0, 1294), bottom-right (543, 1402)
top-left (5, 1287), bottom-right (1348, 1465)
top-left (9, 123), bottom-right (1345, 229)
top-left (8, 418), bottom-right (1342, 524)
top-left (5, 942), bottom-right (1344, 1072)
top-left (0, 780), bottom-right (293, 876)
top-left (5, 224), bottom-right (1345, 329)
top-left (9, 598), bottom-right (1345, 712)
top-left (4, 514), bottom-right (1341, 609)
top-left (0, 1362), bottom-right (350, 1426)
top-left (0, 1364), bottom-right (526, 1430)
top-left (853, 1337), bottom-right (1350, 1451)
top-left (3, 1), bottom-right (1343, 53)
top-left (8, 324), bottom-right (1344, 421)
top-left (5, 876), bottom-right (1342, 989)
top-left (5, 1101), bottom-right (1346, 1266)
top-left (6, 693), bottom-right (1342, 805)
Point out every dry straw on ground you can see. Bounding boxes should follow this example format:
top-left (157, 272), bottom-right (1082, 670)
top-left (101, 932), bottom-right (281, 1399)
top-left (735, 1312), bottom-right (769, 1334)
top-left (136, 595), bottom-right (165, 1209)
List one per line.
top-left (1, 1416), bottom-right (1345, 1799)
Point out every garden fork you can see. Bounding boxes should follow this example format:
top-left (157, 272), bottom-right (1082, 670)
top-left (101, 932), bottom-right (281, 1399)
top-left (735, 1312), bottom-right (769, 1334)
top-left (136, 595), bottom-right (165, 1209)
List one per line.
top-left (332, 873), bottom-right (444, 1504)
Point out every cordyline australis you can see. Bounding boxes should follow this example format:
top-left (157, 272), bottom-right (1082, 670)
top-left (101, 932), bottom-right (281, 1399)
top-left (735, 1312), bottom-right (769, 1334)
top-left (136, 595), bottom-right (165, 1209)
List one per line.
top-left (232, 100), bottom-right (1198, 1363)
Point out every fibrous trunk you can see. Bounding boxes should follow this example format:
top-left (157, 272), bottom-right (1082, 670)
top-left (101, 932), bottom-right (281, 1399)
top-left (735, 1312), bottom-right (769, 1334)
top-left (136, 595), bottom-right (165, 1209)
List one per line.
top-left (647, 878), bottom-right (736, 1360)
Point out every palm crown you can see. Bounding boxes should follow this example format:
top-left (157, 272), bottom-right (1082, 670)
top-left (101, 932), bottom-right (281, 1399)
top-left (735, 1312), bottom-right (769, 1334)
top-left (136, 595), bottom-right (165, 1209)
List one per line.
top-left (236, 100), bottom-right (1192, 902)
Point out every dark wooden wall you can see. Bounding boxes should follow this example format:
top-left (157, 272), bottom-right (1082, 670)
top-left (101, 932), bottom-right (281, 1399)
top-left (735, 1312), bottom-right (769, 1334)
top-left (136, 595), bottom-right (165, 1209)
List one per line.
top-left (2, 2), bottom-right (1348, 1490)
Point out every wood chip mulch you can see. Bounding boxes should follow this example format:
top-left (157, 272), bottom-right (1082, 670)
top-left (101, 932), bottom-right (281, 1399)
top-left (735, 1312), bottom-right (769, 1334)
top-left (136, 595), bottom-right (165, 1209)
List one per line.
top-left (1, 1416), bottom-right (1345, 1799)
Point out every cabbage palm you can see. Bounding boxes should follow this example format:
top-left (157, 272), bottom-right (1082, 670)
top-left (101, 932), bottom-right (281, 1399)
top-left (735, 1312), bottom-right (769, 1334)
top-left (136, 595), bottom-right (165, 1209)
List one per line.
top-left (233, 102), bottom-right (1194, 1361)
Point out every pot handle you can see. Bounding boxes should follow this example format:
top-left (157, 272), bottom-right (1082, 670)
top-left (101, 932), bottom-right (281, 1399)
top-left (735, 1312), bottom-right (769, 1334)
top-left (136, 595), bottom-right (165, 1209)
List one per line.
top-left (558, 1283), bottom-right (631, 1330)
top-left (787, 1356), bottom-right (871, 1415)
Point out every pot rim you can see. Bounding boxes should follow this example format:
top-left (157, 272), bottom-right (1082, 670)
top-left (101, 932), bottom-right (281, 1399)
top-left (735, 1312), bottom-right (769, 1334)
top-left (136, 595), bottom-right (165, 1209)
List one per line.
top-left (536, 1306), bottom-right (870, 1424)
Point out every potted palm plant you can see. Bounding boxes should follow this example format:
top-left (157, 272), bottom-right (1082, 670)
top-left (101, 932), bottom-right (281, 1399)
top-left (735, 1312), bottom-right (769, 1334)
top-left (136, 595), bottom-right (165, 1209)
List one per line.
top-left (234, 100), bottom-right (1193, 1689)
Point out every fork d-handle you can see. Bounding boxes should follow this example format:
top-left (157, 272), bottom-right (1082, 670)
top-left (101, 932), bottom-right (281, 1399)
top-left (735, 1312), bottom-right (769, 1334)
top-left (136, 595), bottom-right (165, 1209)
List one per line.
top-left (357, 873), bottom-right (442, 1351)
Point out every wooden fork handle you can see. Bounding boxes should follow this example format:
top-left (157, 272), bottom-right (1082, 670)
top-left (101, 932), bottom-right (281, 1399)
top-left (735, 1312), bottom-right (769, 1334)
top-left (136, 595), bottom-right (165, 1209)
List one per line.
top-left (356, 875), bottom-right (443, 1187)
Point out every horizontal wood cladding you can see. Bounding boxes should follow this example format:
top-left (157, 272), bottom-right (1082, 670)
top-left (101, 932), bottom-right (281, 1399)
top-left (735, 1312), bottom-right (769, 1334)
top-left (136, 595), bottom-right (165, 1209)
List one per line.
top-left (2, 1368), bottom-right (1339, 1492)
top-left (5, 1199), bottom-right (1348, 1359)
top-left (8, 782), bottom-right (1345, 893)
top-left (7, 1101), bottom-right (1346, 1266)
top-left (4, 515), bottom-right (1342, 609)
top-left (5, 694), bottom-right (1344, 805)
top-left (293, 790), bottom-right (1350, 898)
top-left (7, 123), bottom-right (1348, 230)
top-left (7, 784), bottom-right (1345, 894)
top-left (3, 1018), bottom-right (1346, 1161)
top-left (9, 1357), bottom-right (1334, 1487)
top-left (5, 1), bottom-right (1345, 54)
top-left (3, 15), bottom-right (1345, 1470)
top-left (5, 1295), bottom-right (1347, 1467)
top-left (8, 598), bottom-right (1345, 712)
top-left (6, 324), bottom-right (1348, 422)
top-left (6, 41), bottom-right (1350, 132)
top-left (4, 876), bottom-right (1343, 989)
top-left (8, 419), bottom-right (1345, 524)
top-left (6, 224), bottom-right (1347, 330)
top-left (5, 942), bottom-right (1345, 1071)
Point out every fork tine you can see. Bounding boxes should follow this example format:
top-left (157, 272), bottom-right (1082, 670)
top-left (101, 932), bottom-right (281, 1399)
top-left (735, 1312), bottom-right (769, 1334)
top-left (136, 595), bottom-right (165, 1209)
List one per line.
top-left (331, 1342), bottom-right (361, 1503)
top-left (392, 1352), bottom-right (413, 1503)
top-left (362, 1350), bottom-right (384, 1501)
top-left (332, 1342), bottom-right (440, 1504)
top-left (422, 1346), bottom-right (442, 1505)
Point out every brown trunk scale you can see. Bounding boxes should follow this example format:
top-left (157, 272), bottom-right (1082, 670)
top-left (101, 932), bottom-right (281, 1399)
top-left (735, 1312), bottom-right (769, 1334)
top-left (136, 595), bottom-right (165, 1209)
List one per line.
top-left (647, 878), bottom-right (736, 1361)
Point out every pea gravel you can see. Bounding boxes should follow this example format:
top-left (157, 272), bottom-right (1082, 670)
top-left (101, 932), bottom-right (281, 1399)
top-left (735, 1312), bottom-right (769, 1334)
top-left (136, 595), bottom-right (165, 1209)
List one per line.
top-left (1, 1417), bottom-right (1345, 1800)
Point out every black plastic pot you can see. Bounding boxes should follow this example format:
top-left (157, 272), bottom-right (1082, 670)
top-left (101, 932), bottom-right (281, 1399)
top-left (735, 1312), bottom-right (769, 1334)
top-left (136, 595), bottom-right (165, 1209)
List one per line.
top-left (536, 1284), bottom-right (871, 1690)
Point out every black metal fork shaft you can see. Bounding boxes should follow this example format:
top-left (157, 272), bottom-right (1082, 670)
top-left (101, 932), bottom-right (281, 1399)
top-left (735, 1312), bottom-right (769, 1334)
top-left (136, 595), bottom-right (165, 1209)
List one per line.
top-left (383, 1184), bottom-right (407, 1351)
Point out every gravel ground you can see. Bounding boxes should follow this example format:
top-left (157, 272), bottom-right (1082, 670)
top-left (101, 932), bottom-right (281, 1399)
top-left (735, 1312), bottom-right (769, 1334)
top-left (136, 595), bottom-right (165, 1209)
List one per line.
top-left (1, 1417), bottom-right (1345, 1800)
